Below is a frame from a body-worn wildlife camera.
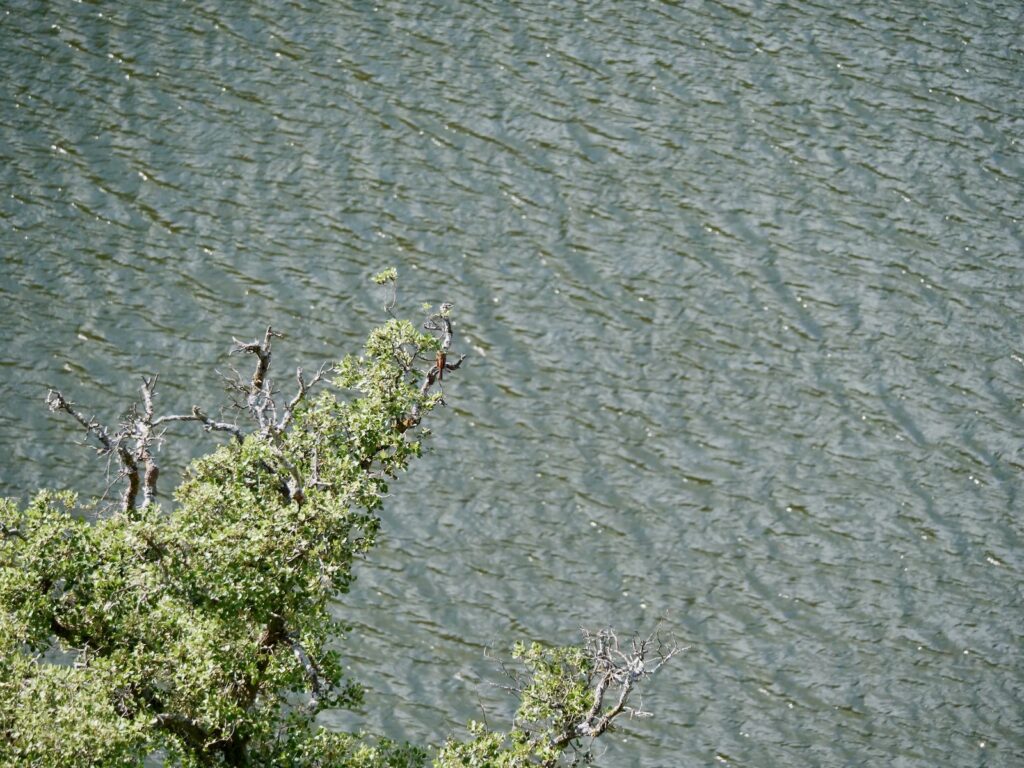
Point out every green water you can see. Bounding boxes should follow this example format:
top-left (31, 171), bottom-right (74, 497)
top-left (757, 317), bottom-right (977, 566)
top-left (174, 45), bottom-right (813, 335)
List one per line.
top-left (1, 1), bottom-right (1022, 765)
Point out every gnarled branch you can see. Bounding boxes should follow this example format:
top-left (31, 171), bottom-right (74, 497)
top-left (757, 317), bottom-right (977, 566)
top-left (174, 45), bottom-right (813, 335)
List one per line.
top-left (153, 406), bottom-right (244, 443)
top-left (46, 390), bottom-right (140, 512)
top-left (278, 362), bottom-right (331, 432)
top-left (564, 627), bottom-right (684, 746)
top-left (229, 326), bottom-right (282, 430)
top-left (402, 303), bottom-right (466, 431)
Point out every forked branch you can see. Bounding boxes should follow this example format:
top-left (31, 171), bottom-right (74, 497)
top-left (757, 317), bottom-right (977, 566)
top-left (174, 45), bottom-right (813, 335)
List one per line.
top-left (45, 301), bottom-right (462, 514)
top-left (403, 303), bottom-right (465, 431)
top-left (586, 628), bottom-right (680, 740)
top-left (48, 376), bottom-right (246, 513)
top-left (278, 363), bottom-right (331, 432)
top-left (230, 326), bottom-right (283, 430)
top-left (46, 390), bottom-right (140, 512)
top-left (556, 627), bottom-right (684, 750)
top-left (232, 326), bottom-right (280, 396)
top-left (153, 407), bottom-right (243, 443)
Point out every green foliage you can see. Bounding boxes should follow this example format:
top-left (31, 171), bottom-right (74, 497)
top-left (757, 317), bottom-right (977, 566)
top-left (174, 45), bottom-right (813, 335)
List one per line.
top-left (0, 280), bottom-right (664, 767)
top-left (250, 724), bottom-right (426, 768)
top-left (0, 299), bottom-right (446, 767)
top-left (371, 268), bottom-right (398, 285)
top-left (435, 645), bottom-right (593, 768)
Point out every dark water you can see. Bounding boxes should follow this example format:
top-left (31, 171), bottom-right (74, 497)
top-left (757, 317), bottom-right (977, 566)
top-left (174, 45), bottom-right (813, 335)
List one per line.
top-left (2, 1), bottom-right (1022, 765)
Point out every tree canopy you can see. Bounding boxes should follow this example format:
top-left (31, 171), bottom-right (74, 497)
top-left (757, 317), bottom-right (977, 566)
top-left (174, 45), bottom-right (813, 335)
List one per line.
top-left (0, 273), bottom-right (675, 767)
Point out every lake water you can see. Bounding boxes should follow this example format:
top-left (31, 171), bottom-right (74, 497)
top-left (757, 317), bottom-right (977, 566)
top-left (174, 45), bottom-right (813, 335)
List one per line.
top-left (1, 1), bottom-right (1022, 765)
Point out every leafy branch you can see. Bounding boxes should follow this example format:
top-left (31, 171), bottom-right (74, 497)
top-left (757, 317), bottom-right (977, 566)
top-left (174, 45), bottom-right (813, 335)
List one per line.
top-left (6, 270), bottom-right (679, 768)
top-left (439, 627), bottom-right (683, 767)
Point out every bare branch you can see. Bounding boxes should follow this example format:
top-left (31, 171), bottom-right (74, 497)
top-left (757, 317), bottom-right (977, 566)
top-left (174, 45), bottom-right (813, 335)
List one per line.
top-left (149, 338), bottom-right (311, 506)
top-left (230, 326), bottom-right (283, 431)
top-left (46, 390), bottom-right (115, 453)
top-left (46, 390), bottom-right (140, 512)
top-left (402, 303), bottom-right (466, 431)
top-left (137, 376), bottom-right (160, 507)
top-left (424, 305), bottom-right (466, 385)
top-left (291, 638), bottom-right (327, 713)
top-left (231, 326), bottom-right (280, 395)
top-left (154, 407), bottom-right (244, 443)
top-left (1, 522), bottom-right (25, 541)
top-left (217, 364), bottom-right (252, 400)
top-left (549, 627), bottom-right (685, 752)
top-left (580, 628), bottom-right (683, 740)
top-left (278, 362), bottom-right (331, 432)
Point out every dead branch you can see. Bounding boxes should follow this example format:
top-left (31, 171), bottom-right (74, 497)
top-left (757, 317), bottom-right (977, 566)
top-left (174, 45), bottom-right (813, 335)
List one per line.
top-left (278, 362), bottom-right (331, 432)
top-left (403, 303), bottom-right (466, 430)
top-left (290, 637), bottom-right (327, 713)
top-left (46, 390), bottom-right (112, 452)
top-left (553, 627), bottom-right (685, 750)
top-left (46, 390), bottom-right (140, 512)
top-left (137, 376), bottom-right (160, 507)
top-left (43, 309), bottom-right (457, 515)
top-left (231, 326), bottom-right (282, 430)
top-left (424, 306), bottom-right (454, 383)
top-left (153, 407), bottom-right (244, 443)
top-left (225, 329), bottom-right (328, 503)
top-left (232, 326), bottom-right (280, 395)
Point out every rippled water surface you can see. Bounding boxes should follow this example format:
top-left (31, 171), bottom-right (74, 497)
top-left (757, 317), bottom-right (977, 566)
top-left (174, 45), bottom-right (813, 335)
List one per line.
top-left (2, 1), bottom-right (1022, 765)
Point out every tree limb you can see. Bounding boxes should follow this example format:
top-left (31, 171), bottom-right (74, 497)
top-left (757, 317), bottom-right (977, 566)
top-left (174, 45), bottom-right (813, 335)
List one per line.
top-left (553, 627), bottom-right (685, 750)
top-left (232, 326), bottom-right (279, 395)
top-left (46, 390), bottom-right (140, 512)
top-left (231, 326), bottom-right (282, 430)
top-left (137, 375), bottom-right (160, 507)
top-left (278, 362), bottom-right (331, 432)
top-left (153, 407), bottom-right (244, 443)
top-left (291, 637), bottom-right (328, 713)
top-left (265, 427), bottom-right (304, 506)
top-left (402, 303), bottom-right (466, 431)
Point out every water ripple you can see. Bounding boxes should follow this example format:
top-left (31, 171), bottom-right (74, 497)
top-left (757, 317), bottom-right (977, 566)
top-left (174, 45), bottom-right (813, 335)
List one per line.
top-left (2, 0), bottom-right (1022, 765)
